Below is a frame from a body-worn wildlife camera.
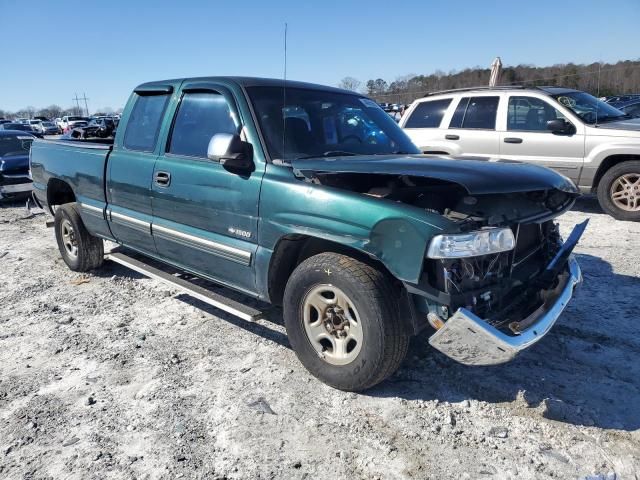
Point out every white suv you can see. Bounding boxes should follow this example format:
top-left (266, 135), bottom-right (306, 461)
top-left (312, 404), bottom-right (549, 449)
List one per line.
top-left (400, 86), bottom-right (640, 221)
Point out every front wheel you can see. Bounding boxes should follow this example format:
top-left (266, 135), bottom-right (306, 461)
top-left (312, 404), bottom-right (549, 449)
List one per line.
top-left (54, 203), bottom-right (104, 271)
top-left (597, 161), bottom-right (640, 221)
top-left (283, 252), bottom-right (409, 391)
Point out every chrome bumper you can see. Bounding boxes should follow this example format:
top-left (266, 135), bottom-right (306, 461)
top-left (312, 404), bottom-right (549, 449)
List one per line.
top-left (0, 182), bottom-right (33, 194)
top-left (428, 255), bottom-right (582, 366)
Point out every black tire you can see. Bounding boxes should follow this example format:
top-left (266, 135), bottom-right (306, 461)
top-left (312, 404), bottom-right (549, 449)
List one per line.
top-left (597, 161), bottom-right (640, 221)
top-left (54, 202), bottom-right (104, 272)
top-left (283, 252), bottom-right (409, 391)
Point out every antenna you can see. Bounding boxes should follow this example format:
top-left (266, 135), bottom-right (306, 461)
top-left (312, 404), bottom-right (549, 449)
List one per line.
top-left (282, 22), bottom-right (288, 162)
top-left (596, 61), bottom-right (601, 126)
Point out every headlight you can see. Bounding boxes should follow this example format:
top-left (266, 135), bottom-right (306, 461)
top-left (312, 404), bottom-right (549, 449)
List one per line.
top-left (427, 228), bottom-right (515, 259)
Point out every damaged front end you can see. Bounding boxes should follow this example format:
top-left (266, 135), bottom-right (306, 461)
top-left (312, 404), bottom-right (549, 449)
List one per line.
top-left (291, 155), bottom-right (586, 366)
top-left (420, 220), bottom-right (586, 365)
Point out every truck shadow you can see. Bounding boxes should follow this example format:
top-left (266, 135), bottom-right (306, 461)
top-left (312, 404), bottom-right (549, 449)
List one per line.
top-left (571, 195), bottom-right (604, 214)
top-left (368, 253), bottom-right (640, 432)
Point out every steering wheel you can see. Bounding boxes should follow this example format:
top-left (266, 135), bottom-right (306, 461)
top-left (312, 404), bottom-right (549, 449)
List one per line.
top-left (341, 135), bottom-right (362, 144)
top-left (581, 111), bottom-right (596, 123)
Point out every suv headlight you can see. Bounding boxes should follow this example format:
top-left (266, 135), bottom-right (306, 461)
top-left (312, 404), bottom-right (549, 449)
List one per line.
top-left (427, 228), bottom-right (515, 259)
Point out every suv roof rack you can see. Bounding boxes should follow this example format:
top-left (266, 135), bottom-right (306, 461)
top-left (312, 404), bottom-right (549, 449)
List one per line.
top-left (423, 85), bottom-right (542, 97)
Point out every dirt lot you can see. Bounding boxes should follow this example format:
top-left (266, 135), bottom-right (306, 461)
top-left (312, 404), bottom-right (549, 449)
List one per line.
top-left (1, 198), bottom-right (639, 480)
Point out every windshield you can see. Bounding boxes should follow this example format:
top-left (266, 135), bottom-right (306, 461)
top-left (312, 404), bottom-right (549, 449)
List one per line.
top-left (68, 116), bottom-right (86, 121)
top-left (247, 86), bottom-right (419, 161)
top-left (42, 122), bottom-right (54, 127)
top-left (0, 135), bottom-right (34, 156)
top-left (552, 91), bottom-right (627, 124)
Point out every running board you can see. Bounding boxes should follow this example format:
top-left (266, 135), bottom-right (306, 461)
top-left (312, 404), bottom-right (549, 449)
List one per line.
top-left (105, 251), bottom-right (263, 322)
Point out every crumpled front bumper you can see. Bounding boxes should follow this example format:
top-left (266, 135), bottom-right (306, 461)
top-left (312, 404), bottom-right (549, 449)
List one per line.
top-left (428, 255), bottom-right (582, 366)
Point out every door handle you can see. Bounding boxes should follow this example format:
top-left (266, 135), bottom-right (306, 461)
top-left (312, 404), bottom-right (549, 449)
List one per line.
top-left (154, 171), bottom-right (171, 187)
top-left (445, 134), bottom-right (460, 140)
top-left (504, 137), bottom-right (523, 144)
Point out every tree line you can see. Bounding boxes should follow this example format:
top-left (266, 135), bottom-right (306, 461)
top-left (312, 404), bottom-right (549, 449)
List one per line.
top-left (339, 59), bottom-right (640, 104)
top-left (0, 104), bottom-right (121, 120)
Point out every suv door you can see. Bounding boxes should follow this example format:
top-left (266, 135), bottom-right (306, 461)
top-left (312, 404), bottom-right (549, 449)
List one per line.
top-left (500, 95), bottom-right (584, 182)
top-left (150, 84), bottom-right (262, 294)
top-left (106, 86), bottom-right (174, 255)
top-left (446, 96), bottom-right (501, 157)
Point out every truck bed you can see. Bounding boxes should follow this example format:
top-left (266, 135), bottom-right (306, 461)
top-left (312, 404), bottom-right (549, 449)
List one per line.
top-left (30, 138), bottom-right (111, 212)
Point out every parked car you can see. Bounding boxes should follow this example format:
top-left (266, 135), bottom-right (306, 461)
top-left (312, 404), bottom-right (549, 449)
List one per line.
top-left (15, 118), bottom-right (30, 124)
top-left (41, 121), bottom-right (62, 135)
top-left (0, 119), bottom-right (12, 126)
top-left (0, 130), bottom-right (34, 200)
top-left (400, 86), bottom-right (640, 221)
top-left (60, 115), bottom-right (90, 133)
top-left (604, 94), bottom-right (640, 107)
top-left (616, 100), bottom-right (640, 118)
top-left (33, 116), bottom-right (51, 122)
top-left (30, 76), bottom-right (585, 391)
top-left (0, 123), bottom-right (44, 138)
top-left (28, 120), bottom-right (45, 134)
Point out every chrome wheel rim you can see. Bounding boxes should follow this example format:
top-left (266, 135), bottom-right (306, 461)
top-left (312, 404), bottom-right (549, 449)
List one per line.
top-left (302, 284), bottom-right (363, 366)
top-left (61, 219), bottom-right (78, 258)
top-left (610, 173), bottom-right (640, 212)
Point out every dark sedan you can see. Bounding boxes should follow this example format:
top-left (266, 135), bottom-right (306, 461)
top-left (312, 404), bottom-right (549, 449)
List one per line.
top-left (617, 100), bottom-right (640, 118)
top-left (0, 130), bottom-right (34, 200)
top-left (0, 123), bottom-right (44, 138)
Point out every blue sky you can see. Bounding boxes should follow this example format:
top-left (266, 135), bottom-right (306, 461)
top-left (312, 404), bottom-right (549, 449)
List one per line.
top-left (1, 0), bottom-right (639, 112)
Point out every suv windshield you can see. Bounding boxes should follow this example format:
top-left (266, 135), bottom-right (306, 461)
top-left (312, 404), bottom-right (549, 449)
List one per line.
top-left (247, 86), bottom-right (419, 161)
top-left (0, 135), bottom-right (34, 156)
top-left (552, 91), bottom-right (627, 124)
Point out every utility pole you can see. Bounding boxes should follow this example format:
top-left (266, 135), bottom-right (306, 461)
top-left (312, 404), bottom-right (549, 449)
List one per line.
top-left (72, 93), bottom-right (82, 115)
top-left (81, 93), bottom-right (90, 117)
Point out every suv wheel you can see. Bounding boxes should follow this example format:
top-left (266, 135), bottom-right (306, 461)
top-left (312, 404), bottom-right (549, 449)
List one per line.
top-left (597, 161), bottom-right (640, 221)
top-left (283, 252), bottom-right (409, 391)
top-left (54, 203), bottom-right (104, 271)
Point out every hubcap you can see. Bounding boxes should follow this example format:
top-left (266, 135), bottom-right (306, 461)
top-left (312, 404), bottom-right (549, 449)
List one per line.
top-left (301, 284), bottom-right (363, 366)
top-left (61, 219), bottom-right (78, 258)
top-left (610, 173), bottom-right (640, 212)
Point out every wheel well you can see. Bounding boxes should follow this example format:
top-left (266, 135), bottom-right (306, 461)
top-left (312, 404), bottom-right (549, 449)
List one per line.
top-left (593, 154), bottom-right (640, 190)
top-left (47, 179), bottom-right (75, 212)
top-left (267, 235), bottom-right (395, 306)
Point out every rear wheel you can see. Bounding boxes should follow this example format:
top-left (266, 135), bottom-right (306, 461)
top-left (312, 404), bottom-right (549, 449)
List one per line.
top-left (283, 252), bottom-right (409, 391)
top-left (597, 161), bottom-right (640, 221)
top-left (54, 203), bottom-right (104, 271)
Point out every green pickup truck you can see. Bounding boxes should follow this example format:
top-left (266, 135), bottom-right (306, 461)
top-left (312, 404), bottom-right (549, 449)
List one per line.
top-left (30, 77), bottom-right (585, 391)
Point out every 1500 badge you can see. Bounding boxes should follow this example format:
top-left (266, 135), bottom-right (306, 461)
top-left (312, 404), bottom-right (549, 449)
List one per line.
top-left (228, 227), bottom-right (252, 239)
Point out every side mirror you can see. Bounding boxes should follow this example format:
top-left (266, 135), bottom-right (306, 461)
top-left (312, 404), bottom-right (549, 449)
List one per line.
top-left (546, 119), bottom-right (575, 135)
top-left (207, 133), bottom-right (254, 172)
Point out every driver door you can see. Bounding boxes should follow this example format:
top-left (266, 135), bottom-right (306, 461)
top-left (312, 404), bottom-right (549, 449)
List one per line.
top-left (151, 83), bottom-right (263, 294)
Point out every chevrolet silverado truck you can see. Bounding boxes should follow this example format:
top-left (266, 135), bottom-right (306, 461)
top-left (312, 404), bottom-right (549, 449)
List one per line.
top-left (400, 86), bottom-right (640, 221)
top-left (30, 77), bottom-right (585, 391)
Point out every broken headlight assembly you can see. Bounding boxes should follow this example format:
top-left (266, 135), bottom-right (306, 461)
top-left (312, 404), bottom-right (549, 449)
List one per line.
top-left (426, 228), bottom-right (515, 259)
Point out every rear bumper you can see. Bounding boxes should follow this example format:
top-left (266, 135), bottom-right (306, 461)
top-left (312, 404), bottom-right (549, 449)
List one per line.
top-left (428, 255), bottom-right (581, 366)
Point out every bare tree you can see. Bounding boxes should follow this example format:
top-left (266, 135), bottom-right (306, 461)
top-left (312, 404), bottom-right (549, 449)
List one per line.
top-left (338, 77), bottom-right (361, 92)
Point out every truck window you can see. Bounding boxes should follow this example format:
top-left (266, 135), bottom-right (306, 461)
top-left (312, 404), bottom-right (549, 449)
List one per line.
top-left (168, 92), bottom-right (237, 158)
top-left (404, 99), bottom-right (452, 128)
top-left (123, 94), bottom-right (170, 152)
top-left (449, 96), bottom-right (499, 130)
top-left (507, 96), bottom-right (566, 131)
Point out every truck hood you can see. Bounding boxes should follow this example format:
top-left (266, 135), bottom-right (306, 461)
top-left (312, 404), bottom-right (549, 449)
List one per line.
top-left (0, 154), bottom-right (30, 174)
top-left (291, 155), bottom-right (578, 195)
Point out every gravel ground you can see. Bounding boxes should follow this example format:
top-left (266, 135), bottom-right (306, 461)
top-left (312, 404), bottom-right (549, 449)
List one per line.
top-left (1, 197), bottom-right (639, 480)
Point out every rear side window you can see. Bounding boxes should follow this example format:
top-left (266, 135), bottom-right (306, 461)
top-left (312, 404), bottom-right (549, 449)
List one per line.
top-left (404, 99), bottom-right (452, 128)
top-left (449, 96), bottom-right (499, 130)
top-left (123, 94), bottom-right (170, 152)
top-left (168, 92), bottom-right (238, 158)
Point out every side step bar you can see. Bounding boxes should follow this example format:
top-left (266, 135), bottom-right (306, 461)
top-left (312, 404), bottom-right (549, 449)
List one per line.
top-left (105, 251), bottom-right (263, 322)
